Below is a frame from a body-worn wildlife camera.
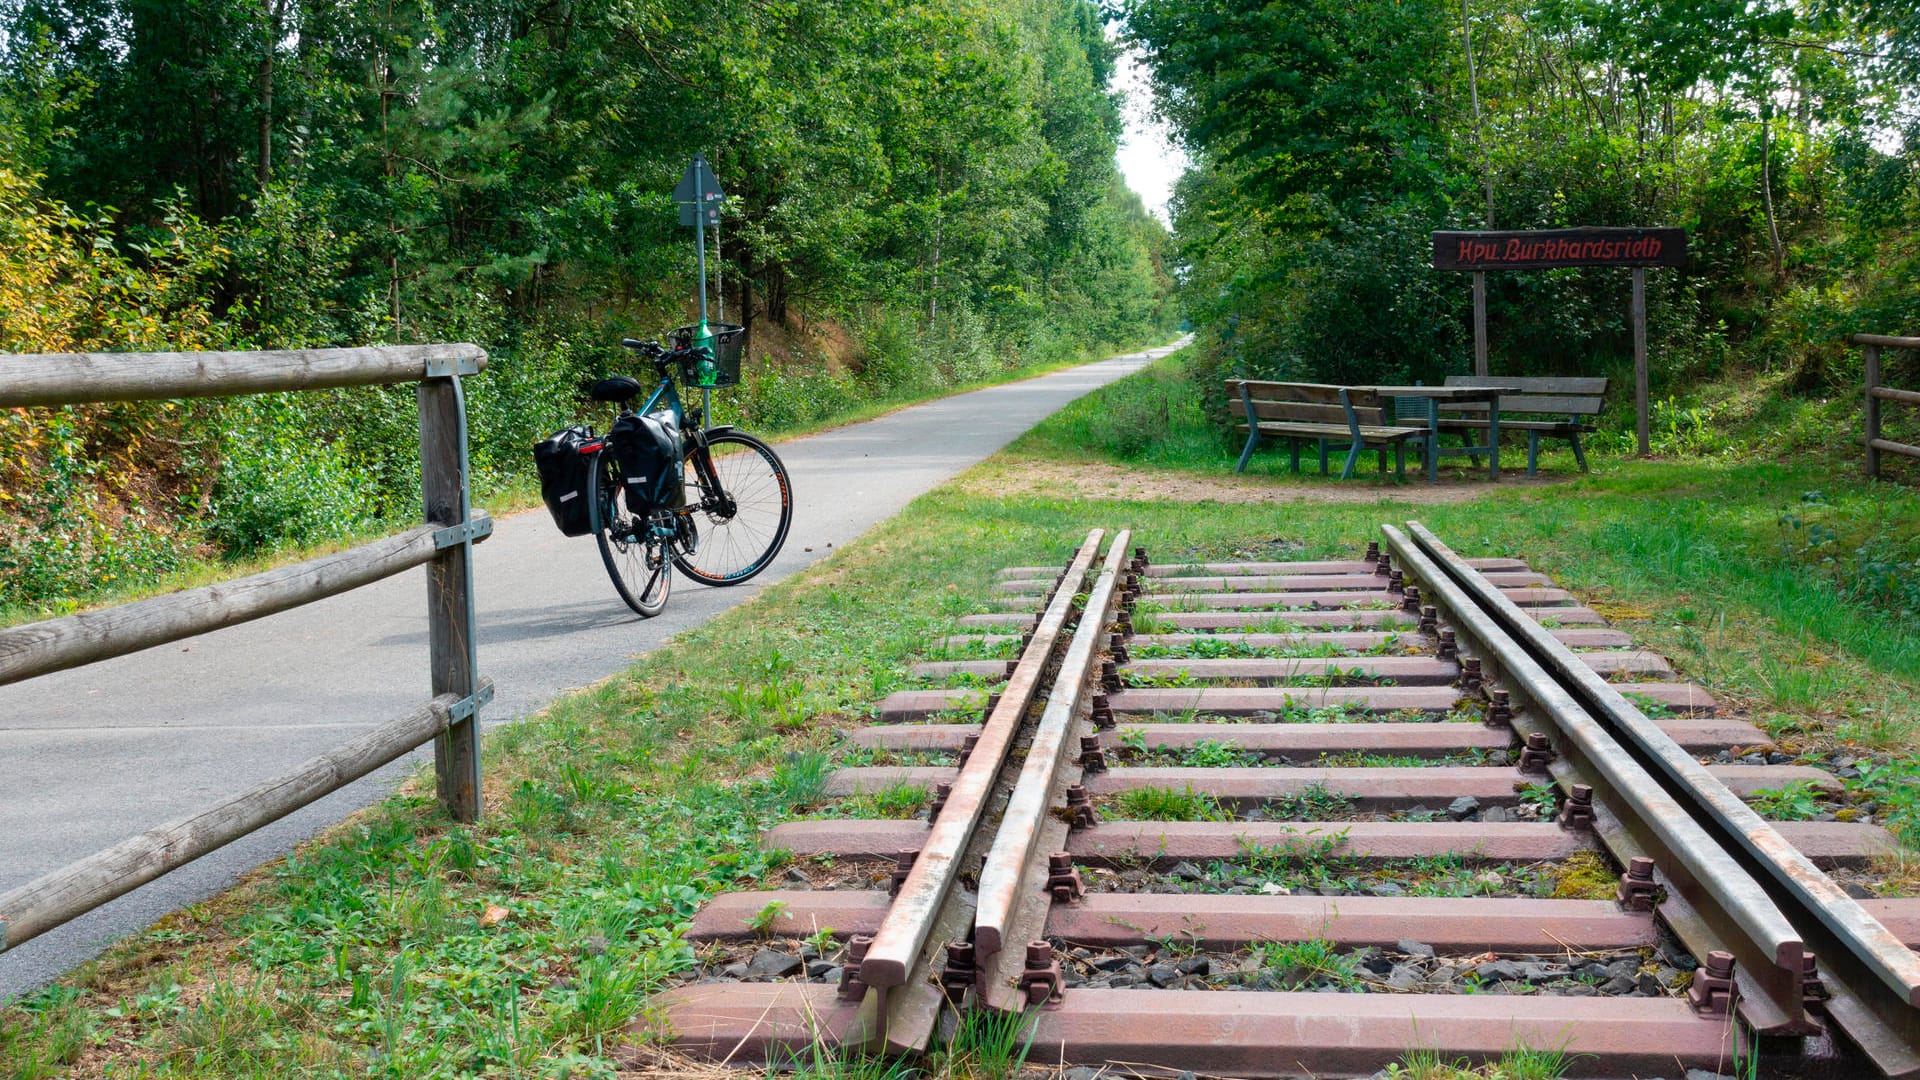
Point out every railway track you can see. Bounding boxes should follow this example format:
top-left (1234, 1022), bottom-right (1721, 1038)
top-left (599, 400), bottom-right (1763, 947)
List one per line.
top-left (651, 526), bottom-right (1920, 1078)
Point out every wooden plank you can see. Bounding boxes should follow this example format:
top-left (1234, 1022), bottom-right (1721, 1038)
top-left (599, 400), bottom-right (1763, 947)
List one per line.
top-left (0, 513), bottom-right (490, 689)
top-left (1445, 375), bottom-right (1610, 394)
top-left (1225, 380), bottom-right (1348, 405)
top-left (1240, 400), bottom-right (1348, 425)
top-left (1438, 394), bottom-right (1605, 416)
top-left (1235, 421), bottom-right (1422, 443)
top-left (1868, 437), bottom-right (1920, 461)
top-left (1853, 333), bottom-right (1920, 350)
top-left (0, 686), bottom-right (482, 954)
top-left (420, 380), bottom-right (482, 823)
top-left (0, 345), bottom-right (486, 408)
top-left (1435, 418), bottom-right (1589, 433)
top-left (1870, 385), bottom-right (1920, 407)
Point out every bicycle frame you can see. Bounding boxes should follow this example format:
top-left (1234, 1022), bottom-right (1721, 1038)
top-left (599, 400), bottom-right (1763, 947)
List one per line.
top-left (590, 365), bottom-right (729, 532)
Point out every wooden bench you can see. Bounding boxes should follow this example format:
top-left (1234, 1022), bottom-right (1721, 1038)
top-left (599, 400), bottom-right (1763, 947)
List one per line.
top-left (1432, 375), bottom-right (1608, 475)
top-left (1228, 380), bottom-right (1426, 479)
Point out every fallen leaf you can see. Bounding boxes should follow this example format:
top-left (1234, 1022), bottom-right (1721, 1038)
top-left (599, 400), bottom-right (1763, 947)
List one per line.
top-left (481, 904), bottom-right (509, 927)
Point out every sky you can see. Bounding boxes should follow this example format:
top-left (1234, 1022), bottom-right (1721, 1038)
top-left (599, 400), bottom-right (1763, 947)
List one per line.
top-left (1112, 44), bottom-right (1188, 224)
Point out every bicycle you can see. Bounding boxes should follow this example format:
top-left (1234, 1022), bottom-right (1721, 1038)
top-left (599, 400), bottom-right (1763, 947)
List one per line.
top-left (576, 325), bottom-right (793, 616)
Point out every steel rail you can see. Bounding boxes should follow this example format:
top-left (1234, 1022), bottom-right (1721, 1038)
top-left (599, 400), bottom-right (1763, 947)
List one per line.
top-left (1405, 521), bottom-right (1920, 1074)
top-left (972, 531), bottom-right (1129, 974)
top-left (1381, 524), bottom-right (1809, 1035)
top-left (852, 529), bottom-right (1104, 1033)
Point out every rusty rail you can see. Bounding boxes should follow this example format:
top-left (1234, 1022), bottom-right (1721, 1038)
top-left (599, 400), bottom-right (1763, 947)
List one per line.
top-left (1400, 521), bottom-right (1920, 1075)
top-left (849, 529), bottom-right (1104, 1052)
top-left (1383, 524), bottom-right (1810, 1035)
top-left (971, 531), bottom-right (1129, 1008)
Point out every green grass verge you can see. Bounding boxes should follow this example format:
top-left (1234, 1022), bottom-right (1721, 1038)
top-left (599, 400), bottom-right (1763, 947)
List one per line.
top-left (4, 355), bottom-right (1917, 1076)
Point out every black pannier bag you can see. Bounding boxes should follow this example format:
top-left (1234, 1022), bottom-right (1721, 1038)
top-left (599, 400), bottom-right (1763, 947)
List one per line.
top-left (609, 410), bottom-right (685, 512)
top-left (534, 425), bottom-right (596, 536)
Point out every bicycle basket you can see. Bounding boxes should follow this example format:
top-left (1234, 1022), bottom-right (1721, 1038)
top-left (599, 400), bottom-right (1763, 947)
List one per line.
top-left (668, 322), bottom-right (746, 388)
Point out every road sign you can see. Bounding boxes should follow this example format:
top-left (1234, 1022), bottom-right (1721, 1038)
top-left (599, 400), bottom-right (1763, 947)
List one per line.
top-left (675, 154), bottom-right (724, 228)
top-left (673, 155), bottom-right (724, 205)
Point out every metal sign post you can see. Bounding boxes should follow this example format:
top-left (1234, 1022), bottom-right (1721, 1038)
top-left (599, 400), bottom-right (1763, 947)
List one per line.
top-left (675, 154), bottom-right (726, 419)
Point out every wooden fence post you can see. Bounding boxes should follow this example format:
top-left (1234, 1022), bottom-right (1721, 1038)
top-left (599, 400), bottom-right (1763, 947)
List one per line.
top-left (419, 375), bottom-right (482, 821)
top-left (1472, 270), bottom-right (1488, 377)
top-left (1865, 343), bottom-right (1882, 479)
top-left (1632, 266), bottom-right (1649, 456)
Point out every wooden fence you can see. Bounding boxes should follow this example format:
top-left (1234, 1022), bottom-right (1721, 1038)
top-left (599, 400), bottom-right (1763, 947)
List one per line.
top-left (0, 345), bottom-right (491, 955)
top-left (1858, 333), bottom-right (1920, 479)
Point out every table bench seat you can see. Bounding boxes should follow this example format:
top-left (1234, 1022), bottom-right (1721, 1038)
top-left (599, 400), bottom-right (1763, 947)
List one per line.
top-left (1227, 380), bottom-right (1426, 479)
top-left (1433, 375), bottom-right (1609, 475)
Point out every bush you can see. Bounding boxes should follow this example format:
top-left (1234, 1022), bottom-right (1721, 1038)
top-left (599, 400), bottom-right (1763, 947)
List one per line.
top-left (208, 397), bottom-right (382, 557)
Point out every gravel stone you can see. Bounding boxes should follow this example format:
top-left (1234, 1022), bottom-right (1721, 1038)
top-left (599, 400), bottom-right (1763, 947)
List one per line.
top-left (722, 962), bottom-right (750, 979)
top-left (805, 960), bottom-right (836, 978)
top-left (1147, 964), bottom-right (1180, 987)
top-left (1397, 939), bottom-right (1436, 957)
top-left (1177, 956), bottom-right (1212, 977)
top-left (1844, 881), bottom-right (1877, 900)
top-left (1448, 795), bottom-right (1481, 820)
top-left (1474, 959), bottom-right (1526, 983)
top-left (746, 949), bottom-right (803, 978)
top-left (1482, 805), bottom-right (1509, 823)
top-left (1170, 861), bottom-right (1205, 882)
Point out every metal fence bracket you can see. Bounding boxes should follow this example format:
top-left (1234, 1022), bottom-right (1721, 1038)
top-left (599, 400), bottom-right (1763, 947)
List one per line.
top-left (434, 515), bottom-right (493, 549)
top-left (448, 681), bottom-right (495, 724)
top-left (424, 355), bottom-right (484, 378)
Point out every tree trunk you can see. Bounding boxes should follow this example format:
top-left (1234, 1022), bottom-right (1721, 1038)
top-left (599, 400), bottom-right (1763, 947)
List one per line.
top-left (1760, 110), bottom-right (1784, 278)
top-left (257, 0), bottom-right (285, 189)
top-left (1460, 0), bottom-right (1492, 228)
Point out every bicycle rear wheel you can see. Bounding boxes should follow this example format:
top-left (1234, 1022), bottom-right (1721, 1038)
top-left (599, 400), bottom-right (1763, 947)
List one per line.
top-left (672, 430), bottom-right (792, 586)
top-left (588, 447), bottom-right (671, 616)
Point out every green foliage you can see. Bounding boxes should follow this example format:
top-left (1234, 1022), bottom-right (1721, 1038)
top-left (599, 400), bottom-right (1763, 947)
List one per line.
top-left (1125, 0), bottom-right (1920, 421)
top-left (1749, 780), bottom-right (1826, 821)
top-left (0, 0), bottom-right (1176, 612)
top-left (1250, 938), bottom-right (1366, 991)
top-left (1114, 784), bottom-right (1233, 821)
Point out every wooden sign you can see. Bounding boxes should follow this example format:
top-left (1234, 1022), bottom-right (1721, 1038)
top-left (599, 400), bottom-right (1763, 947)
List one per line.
top-left (1432, 227), bottom-right (1686, 271)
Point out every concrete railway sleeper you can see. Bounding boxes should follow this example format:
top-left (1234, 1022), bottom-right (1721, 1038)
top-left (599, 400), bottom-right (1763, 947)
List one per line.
top-left (650, 527), bottom-right (1920, 1078)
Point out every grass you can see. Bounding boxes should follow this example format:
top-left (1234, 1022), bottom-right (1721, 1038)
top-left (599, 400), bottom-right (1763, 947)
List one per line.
top-left (6, 340), bottom-right (1918, 1074)
top-left (1384, 1043), bottom-right (1576, 1079)
top-left (1250, 938), bottom-right (1366, 990)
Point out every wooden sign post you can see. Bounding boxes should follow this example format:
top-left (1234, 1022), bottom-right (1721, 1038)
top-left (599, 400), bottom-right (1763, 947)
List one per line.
top-left (1432, 227), bottom-right (1687, 455)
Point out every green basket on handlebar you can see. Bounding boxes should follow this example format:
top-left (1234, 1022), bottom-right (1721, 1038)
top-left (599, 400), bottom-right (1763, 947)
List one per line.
top-left (669, 323), bottom-right (746, 388)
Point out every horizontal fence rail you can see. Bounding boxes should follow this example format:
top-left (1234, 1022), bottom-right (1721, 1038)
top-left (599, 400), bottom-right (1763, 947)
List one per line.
top-left (0, 344), bottom-right (485, 407)
top-left (0, 682), bottom-right (490, 952)
top-left (0, 344), bottom-right (490, 957)
top-left (1857, 333), bottom-right (1920, 479)
top-left (0, 512), bottom-right (490, 688)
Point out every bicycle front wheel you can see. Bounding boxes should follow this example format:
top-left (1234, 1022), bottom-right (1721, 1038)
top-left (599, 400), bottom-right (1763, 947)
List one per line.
top-left (588, 447), bottom-right (671, 616)
top-left (672, 430), bottom-right (793, 586)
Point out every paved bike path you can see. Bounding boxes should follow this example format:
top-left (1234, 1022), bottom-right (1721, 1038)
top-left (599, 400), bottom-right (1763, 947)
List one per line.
top-left (0, 338), bottom-right (1183, 999)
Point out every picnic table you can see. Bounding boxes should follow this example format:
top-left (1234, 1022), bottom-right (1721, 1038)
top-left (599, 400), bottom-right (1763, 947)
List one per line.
top-left (1354, 384), bottom-right (1519, 482)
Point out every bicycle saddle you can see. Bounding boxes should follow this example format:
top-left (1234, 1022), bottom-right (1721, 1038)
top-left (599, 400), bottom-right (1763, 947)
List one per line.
top-left (588, 376), bottom-right (644, 403)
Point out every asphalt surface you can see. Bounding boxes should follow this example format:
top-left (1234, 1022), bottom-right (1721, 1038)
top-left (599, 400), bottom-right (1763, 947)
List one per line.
top-left (0, 337), bottom-right (1184, 1001)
